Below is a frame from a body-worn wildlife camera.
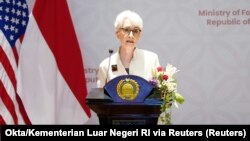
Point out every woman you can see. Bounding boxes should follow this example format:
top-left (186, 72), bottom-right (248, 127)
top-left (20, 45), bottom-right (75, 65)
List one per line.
top-left (97, 10), bottom-right (160, 88)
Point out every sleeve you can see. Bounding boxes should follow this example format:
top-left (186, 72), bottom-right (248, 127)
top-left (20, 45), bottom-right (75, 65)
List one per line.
top-left (146, 52), bottom-right (161, 81)
top-left (154, 53), bottom-right (161, 68)
top-left (96, 63), bottom-right (107, 88)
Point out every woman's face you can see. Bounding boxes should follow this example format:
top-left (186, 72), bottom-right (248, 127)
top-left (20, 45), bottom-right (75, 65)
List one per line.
top-left (116, 19), bottom-right (141, 48)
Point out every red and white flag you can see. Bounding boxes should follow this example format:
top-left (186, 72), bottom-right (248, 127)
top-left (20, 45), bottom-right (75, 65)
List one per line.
top-left (17, 0), bottom-right (91, 124)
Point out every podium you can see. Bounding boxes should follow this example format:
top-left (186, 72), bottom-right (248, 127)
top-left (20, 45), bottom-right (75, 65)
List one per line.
top-left (86, 75), bottom-right (162, 125)
top-left (86, 89), bottom-right (162, 125)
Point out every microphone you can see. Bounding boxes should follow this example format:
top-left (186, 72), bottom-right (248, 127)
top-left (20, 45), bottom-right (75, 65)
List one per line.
top-left (109, 49), bottom-right (113, 54)
top-left (105, 49), bottom-right (113, 85)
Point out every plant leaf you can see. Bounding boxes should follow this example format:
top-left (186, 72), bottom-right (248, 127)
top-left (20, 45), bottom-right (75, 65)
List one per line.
top-left (174, 92), bottom-right (185, 104)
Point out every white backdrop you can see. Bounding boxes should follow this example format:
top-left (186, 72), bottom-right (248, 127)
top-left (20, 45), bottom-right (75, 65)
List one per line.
top-left (28, 0), bottom-right (250, 124)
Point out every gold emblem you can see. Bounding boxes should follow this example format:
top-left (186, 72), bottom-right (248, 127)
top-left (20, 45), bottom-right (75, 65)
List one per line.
top-left (117, 78), bottom-right (139, 101)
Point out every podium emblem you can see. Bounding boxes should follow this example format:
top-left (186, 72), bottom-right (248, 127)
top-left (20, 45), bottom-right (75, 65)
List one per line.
top-left (117, 78), bottom-right (139, 101)
top-left (104, 75), bottom-right (153, 103)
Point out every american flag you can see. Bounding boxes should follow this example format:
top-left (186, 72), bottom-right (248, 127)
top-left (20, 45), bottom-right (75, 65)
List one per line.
top-left (0, 0), bottom-right (29, 124)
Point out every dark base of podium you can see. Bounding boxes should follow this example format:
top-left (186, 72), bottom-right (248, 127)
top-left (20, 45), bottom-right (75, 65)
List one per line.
top-left (99, 115), bottom-right (158, 125)
top-left (86, 88), bottom-right (162, 125)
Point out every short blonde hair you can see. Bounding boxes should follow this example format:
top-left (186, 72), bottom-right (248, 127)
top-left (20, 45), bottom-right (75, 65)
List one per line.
top-left (114, 10), bottom-right (143, 31)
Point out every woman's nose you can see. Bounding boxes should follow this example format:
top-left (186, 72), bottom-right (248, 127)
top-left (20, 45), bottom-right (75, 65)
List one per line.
top-left (128, 31), bottom-right (134, 37)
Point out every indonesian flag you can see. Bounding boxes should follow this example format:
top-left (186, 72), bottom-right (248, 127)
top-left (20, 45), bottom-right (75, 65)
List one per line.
top-left (17, 0), bottom-right (91, 124)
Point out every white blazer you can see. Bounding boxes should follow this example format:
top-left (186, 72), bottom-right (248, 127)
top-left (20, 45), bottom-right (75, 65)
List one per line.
top-left (97, 48), bottom-right (160, 88)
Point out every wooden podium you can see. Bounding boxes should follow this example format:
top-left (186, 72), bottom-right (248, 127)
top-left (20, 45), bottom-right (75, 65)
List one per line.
top-left (86, 88), bottom-right (162, 125)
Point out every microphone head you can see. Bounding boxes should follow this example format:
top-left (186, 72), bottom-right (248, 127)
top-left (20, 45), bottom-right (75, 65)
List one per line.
top-left (109, 49), bottom-right (113, 54)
